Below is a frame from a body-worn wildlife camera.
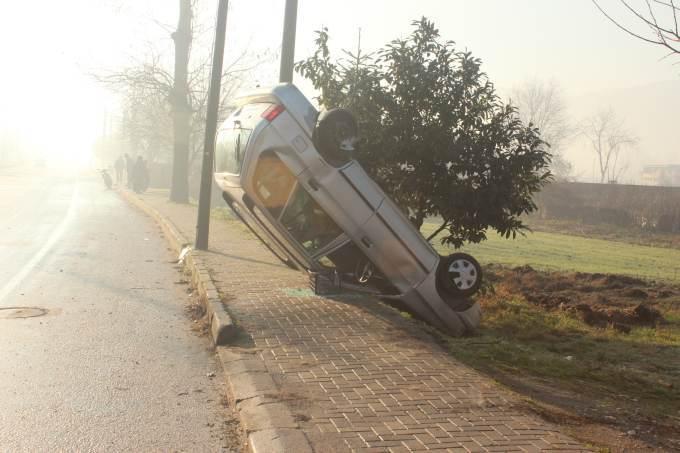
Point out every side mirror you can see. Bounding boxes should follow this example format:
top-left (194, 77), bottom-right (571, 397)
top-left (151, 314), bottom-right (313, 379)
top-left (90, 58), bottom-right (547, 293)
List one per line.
top-left (312, 108), bottom-right (358, 167)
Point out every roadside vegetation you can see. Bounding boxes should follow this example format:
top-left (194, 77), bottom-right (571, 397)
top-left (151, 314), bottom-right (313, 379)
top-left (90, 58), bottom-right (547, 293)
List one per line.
top-left (424, 221), bottom-right (680, 284)
top-left (296, 18), bottom-right (551, 248)
top-left (424, 220), bottom-right (680, 449)
top-left (445, 275), bottom-right (679, 451)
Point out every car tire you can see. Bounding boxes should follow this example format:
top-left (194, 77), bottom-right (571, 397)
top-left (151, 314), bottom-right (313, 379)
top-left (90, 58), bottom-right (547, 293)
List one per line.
top-left (436, 253), bottom-right (482, 298)
top-left (312, 108), bottom-right (358, 167)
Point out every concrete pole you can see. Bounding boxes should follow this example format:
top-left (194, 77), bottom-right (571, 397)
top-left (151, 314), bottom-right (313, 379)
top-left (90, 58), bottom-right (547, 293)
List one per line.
top-left (195, 0), bottom-right (229, 250)
top-left (279, 0), bottom-right (298, 83)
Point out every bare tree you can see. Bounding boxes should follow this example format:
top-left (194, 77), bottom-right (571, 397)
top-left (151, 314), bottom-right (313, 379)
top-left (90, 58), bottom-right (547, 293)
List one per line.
top-left (120, 72), bottom-right (173, 164)
top-left (511, 79), bottom-right (573, 179)
top-left (169, 0), bottom-right (193, 202)
top-left (581, 109), bottom-right (638, 183)
top-left (95, 0), bottom-right (271, 200)
top-left (593, 0), bottom-right (680, 58)
top-left (97, 51), bottom-right (247, 164)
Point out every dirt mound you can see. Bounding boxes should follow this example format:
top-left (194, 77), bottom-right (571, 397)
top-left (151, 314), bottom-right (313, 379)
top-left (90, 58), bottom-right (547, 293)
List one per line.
top-left (488, 266), bottom-right (672, 331)
top-left (570, 303), bottom-right (663, 333)
top-left (623, 288), bottom-right (648, 299)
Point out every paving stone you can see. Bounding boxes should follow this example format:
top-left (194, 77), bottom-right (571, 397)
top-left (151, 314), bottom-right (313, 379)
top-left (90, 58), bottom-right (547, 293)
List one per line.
top-left (140, 192), bottom-right (586, 453)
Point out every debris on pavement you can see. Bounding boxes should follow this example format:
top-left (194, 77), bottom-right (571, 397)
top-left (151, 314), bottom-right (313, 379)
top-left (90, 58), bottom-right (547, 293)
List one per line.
top-left (178, 245), bottom-right (192, 265)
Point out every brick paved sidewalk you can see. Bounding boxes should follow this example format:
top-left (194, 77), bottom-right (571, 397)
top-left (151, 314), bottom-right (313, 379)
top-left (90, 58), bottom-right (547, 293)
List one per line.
top-left (139, 190), bottom-right (586, 452)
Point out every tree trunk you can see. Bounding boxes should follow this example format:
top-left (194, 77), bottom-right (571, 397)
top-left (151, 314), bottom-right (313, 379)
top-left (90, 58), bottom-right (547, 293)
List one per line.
top-left (169, 0), bottom-right (192, 203)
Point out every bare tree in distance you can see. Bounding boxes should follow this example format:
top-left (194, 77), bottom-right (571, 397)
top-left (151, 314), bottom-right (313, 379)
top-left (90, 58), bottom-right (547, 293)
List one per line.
top-left (95, 0), bottom-right (272, 201)
top-left (581, 109), bottom-right (638, 183)
top-left (511, 79), bottom-right (573, 180)
top-left (97, 51), bottom-right (252, 163)
top-left (593, 0), bottom-right (680, 58)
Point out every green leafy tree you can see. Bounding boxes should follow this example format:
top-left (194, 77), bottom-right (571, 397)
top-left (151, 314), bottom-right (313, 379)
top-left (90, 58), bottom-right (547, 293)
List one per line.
top-left (296, 18), bottom-right (552, 248)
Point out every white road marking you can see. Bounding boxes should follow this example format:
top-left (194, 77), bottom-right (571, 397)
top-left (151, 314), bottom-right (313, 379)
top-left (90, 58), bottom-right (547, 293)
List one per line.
top-left (0, 187), bottom-right (79, 305)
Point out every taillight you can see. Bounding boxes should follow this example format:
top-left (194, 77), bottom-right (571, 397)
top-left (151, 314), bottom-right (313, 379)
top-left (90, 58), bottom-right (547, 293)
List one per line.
top-left (261, 104), bottom-right (285, 122)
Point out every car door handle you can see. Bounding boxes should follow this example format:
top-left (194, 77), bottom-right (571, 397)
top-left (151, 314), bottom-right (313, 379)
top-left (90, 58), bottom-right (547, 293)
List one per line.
top-left (361, 237), bottom-right (373, 248)
top-left (308, 178), bottom-right (319, 191)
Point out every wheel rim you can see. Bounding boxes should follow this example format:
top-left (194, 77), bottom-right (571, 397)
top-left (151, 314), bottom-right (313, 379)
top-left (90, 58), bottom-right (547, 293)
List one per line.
top-left (448, 258), bottom-right (478, 290)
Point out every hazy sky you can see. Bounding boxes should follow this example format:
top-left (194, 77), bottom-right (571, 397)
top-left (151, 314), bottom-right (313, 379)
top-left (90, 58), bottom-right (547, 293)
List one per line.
top-left (1, 0), bottom-right (678, 178)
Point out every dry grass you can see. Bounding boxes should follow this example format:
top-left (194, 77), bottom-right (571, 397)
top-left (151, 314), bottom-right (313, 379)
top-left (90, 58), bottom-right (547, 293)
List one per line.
top-left (440, 273), bottom-right (680, 451)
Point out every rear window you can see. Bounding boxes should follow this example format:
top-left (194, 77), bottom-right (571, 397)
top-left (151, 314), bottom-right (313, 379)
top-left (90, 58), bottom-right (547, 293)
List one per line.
top-left (215, 128), bottom-right (251, 174)
top-left (215, 103), bottom-right (273, 175)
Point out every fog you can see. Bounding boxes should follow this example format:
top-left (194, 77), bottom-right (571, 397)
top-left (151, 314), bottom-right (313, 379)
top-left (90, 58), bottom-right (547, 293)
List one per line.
top-left (1, 0), bottom-right (678, 182)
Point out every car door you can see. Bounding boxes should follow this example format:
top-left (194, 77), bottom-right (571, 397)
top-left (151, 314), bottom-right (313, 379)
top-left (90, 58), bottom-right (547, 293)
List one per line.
top-left (249, 150), bottom-right (348, 269)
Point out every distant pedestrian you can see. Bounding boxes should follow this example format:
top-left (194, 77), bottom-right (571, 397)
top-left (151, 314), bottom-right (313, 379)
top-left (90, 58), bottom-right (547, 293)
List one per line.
top-left (114, 156), bottom-right (124, 185)
top-left (132, 156), bottom-right (149, 194)
top-left (141, 159), bottom-right (150, 192)
top-left (100, 169), bottom-right (113, 190)
top-left (125, 154), bottom-right (134, 189)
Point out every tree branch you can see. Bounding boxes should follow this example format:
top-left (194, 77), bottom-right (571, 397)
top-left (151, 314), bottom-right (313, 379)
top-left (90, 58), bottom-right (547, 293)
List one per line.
top-left (426, 221), bottom-right (449, 242)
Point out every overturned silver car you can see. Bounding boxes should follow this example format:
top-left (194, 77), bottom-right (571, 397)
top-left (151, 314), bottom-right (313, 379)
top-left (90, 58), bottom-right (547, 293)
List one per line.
top-left (214, 84), bottom-right (482, 336)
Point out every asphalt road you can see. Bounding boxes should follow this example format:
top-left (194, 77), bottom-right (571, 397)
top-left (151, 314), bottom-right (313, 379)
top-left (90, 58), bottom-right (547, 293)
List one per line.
top-left (0, 167), bottom-right (238, 452)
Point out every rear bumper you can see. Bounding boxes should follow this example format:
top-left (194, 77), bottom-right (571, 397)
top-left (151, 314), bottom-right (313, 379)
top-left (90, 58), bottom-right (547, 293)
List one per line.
top-left (400, 271), bottom-right (481, 336)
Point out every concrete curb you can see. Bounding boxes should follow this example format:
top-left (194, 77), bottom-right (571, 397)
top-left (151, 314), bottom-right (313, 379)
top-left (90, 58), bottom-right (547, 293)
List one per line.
top-left (117, 189), bottom-right (236, 346)
top-left (118, 189), bottom-right (313, 453)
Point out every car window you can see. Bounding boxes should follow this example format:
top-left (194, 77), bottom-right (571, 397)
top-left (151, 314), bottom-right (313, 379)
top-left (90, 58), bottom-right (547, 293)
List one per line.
top-left (280, 185), bottom-right (344, 254)
top-left (253, 152), bottom-right (343, 255)
top-left (215, 128), bottom-right (252, 174)
top-left (253, 152), bottom-right (298, 219)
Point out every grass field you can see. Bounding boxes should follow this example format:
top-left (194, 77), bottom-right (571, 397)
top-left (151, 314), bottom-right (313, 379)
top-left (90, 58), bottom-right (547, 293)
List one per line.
top-left (423, 222), bottom-right (680, 283)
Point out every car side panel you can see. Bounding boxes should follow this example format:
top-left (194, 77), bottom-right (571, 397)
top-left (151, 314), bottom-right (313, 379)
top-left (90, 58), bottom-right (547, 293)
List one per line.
top-left (374, 195), bottom-right (439, 272)
top-left (338, 163), bottom-right (384, 210)
top-left (358, 213), bottom-right (429, 288)
top-left (298, 168), bottom-right (376, 229)
top-left (292, 166), bottom-right (430, 289)
top-left (269, 111), bottom-right (330, 178)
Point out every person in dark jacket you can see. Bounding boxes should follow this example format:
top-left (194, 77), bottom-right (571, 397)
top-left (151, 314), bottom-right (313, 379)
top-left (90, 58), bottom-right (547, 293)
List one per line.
top-left (132, 156), bottom-right (149, 194)
top-left (125, 154), bottom-right (134, 189)
top-left (114, 156), bottom-right (124, 184)
top-left (140, 159), bottom-right (150, 192)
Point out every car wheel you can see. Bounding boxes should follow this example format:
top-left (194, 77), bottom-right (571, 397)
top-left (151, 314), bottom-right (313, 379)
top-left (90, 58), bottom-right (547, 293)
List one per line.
top-left (436, 253), bottom-right (482, 298)
top-left (312, 108), bottom-right (358, 167)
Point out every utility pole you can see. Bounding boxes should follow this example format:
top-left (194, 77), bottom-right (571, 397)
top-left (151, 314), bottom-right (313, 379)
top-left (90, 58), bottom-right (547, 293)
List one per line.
top-left (279, 0), bottom-right (298, 83)
top-left (195, 0), bottom-right (229, 250)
